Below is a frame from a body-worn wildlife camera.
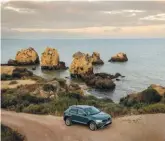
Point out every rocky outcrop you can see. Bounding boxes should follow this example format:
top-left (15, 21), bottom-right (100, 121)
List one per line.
top-left (150, 84), bottom-right (165, 96)
top-left (120, 85), bottom-right (165, 106)
top-left (41, 47), bottom-right (68, 70)
top-left (109, 52), bottom-right (128, 62)
top-left (70, 51), bottom-right (93, 78)
top-left (82, 73), bottom-right (123, 90)
top-left (1, 66), bottom-right (33, 80)
top-left (70, 51), bottom-right (124, 90)
top-left (91, 52), bottom-right (104, 65)
top-left (9, 47), bottom-right (39, 65)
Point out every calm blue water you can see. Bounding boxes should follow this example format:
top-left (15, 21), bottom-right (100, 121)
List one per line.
top-left (1, 39), bottom-right (165, 102)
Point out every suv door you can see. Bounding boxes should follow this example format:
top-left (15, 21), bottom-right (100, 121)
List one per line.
top-left (77, 109), bottom-right (89, 124)
top-left (69, 108), bottom-right (78, 121)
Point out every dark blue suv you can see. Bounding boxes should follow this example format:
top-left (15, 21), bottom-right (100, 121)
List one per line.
top-left (63, 105), bottom-right (112, 131)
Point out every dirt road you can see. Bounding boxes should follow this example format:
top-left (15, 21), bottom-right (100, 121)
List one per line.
top-left (1, 110), bottom-right (165, 141)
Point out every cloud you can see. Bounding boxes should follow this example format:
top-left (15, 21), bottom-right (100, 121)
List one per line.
top-left (140, 13), bottom-right (165, 21)
top-left (1, 1), bottom-right (165, 38)
top-left (3, 6), bottom-right (35, 13)
top-left (102, 9), bottom-right (145, 15)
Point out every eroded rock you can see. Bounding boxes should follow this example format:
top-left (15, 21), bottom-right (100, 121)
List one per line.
top-left (41, 47), bottom-right (68, 70)
top-left (91, 52), bottom-right (104, 65)
top-left (70, 51), bottom-right (93, 78)
top-left (109, 52), bottom-right (128, 62)
top-left (82, 73), bottom-right (117, 90)
top-left (15, 47), bottom-right (39, 65)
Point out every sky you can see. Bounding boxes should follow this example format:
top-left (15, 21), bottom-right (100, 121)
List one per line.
top-left (1, 0), bottom-right (165, 39)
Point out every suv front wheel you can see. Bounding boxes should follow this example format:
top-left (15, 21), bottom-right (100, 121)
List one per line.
top-left (65, 117), bottom-right (72, 126)
top-left (89, 121), bottom-right (97, 131)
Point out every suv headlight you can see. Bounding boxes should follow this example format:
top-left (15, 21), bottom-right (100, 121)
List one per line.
top-left (95, 120), bottom-right (102, 123)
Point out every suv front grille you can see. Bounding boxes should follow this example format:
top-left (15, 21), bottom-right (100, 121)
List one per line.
top-left (102, 118), bottom-right (110, 123)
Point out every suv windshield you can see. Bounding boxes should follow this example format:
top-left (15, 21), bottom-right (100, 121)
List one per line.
top-left (85, 107), bottom-right (100, 115)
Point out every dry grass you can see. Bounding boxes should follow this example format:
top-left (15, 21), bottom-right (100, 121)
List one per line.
top-left (1, 66), bottom-right (16, 75)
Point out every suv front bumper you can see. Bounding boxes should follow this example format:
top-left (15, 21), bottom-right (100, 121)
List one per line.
top-left (96, 120), bottom-right (112, 128)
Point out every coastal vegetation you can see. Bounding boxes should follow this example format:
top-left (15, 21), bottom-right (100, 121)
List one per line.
top-left (1, 124), bottom-right (24, 141)
top-left (1, 80), bottom-right (165, 117)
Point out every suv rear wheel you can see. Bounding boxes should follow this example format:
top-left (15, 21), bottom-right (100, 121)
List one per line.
top-left (89, 121), bottom-right (97, 131)
top-left (65, 117), bottom-right (72, 126)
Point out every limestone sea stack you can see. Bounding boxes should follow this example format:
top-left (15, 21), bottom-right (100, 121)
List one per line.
top-left (91, 52), bottom-right (104, 65)
top-left (41, 47), bottom-right (68, 70)
top-left (109, 52), bottom-right (128, 62)
top-left (70, 51), bottom-right (93, 78)
top-left (8, 47), bottom-right (39, 65)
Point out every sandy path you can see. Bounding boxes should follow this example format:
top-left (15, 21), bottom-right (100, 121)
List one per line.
top-left (1, 110), bottom-right (165, 141)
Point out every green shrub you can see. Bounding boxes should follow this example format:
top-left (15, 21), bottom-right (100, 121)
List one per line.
top-left (101, 103), bottom-right (127, 117)
top-left (1, 74), bottom-right (13, 80)
top-left (1, 124), bottom-right (24, 141)
top-left (1, 94), bottom-right (18, 109)
top-left (43, 84), bottom-right (57, 92)
top-left (132, 103), bottom-right (148, 109)
top-left (49, 97), bottom-right (79, 115)
top-left (140, 103), bottom-right (165, 114)
top-left (1, 92), bottom-right (50, 112)
top-left (161, 95), bottom-right (165, 104)
top-left (120, 95), bottom-right (138, 107)
top-left (23, 104), bottom-right (49, 114)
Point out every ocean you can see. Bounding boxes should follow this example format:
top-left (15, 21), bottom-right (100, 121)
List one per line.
top-left (1, 38), bottom-right (165, 102)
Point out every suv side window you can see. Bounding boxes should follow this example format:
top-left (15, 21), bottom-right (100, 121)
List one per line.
top-left (78, 109), bottom-right (86, 115)
top-left (69, 108), bottom-right (77, 114)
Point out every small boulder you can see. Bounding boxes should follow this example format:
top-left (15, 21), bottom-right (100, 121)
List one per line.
top-left (109, 52), bottom-right (128, 62)
top-left (8, 59), bottom-right (17, 66)
top-left (86, 76), bottom-right (116, 90)
top-left (95, 78), bottom-right (115, 90)
top-left (15, 47), bottom-right (39, 65)
top-left (32, 66), bottom-right (36, 70)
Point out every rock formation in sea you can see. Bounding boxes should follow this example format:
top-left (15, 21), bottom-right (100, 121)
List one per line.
top-left (70, 51), bottom-right (123, 90)
top-left (109, 52), bottom-right (128, 62)
top-left (91, 52), bottom-right (104, 65)
top-left (70, 51), bottom-right (93, 78)
top-left (8, 47), bottom-right (39, 65)
top-left (41, 47), bottom-right (68, 70)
